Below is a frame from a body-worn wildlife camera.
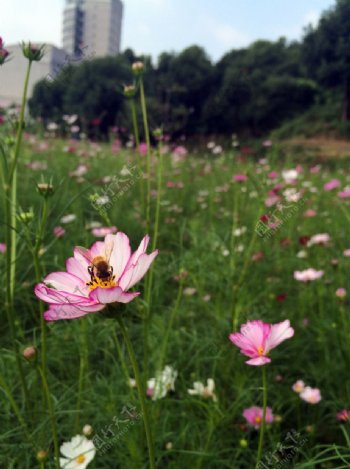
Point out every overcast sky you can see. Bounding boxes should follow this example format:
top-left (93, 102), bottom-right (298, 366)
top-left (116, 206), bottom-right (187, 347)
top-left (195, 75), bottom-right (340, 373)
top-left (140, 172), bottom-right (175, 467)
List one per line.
top-left (0, 0), bottom-right (335, 62)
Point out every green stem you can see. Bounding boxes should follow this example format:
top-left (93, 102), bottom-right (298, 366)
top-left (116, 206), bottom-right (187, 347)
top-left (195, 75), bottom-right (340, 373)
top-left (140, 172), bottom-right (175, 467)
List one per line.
top-left (4, 60), bottom-right (33, 406)
top-left (256, 366), bottom-right (267, 468)
top-left (116, 315), bottom-right (155, 469)
top-left (74, 319), bottom-right (88, 432)
top-left (33, 197), bottom-right (49, 372)
top-left (130, 98), bottom-right (144, 211)
top-left (139, 78), bottom-right (152, 232)
top-left (0, 372), bottom-right (33, 446)
top-left (8, 60), bottom-right (32, 184)
top-left (37, 365), bottom-right (60, 469)
top-left (157, 278), bottom-right (183, 370)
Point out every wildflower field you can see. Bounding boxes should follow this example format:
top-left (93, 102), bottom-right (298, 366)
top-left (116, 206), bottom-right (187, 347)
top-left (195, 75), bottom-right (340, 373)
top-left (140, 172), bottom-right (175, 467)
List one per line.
top-left (2, 124), bottom-right (350, 469)
top-left (2, 42), bottom-right (350, 469)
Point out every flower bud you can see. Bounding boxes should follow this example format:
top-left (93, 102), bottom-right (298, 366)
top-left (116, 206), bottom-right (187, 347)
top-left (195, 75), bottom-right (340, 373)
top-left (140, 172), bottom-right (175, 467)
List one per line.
top-left (0, 37), bottom-right (10, 66)
top-left (23, 346), bottom-right (37, 361)
top-left (82, 424), bottom-right (93, 436)
top-left (239, 438), bottom-right (248, 448)
top-left (36, 450), bottom-right (48, 462)
top-left (17, 210), bottom-right (34, 224)
top-left (22, 42), bottom-right (45, 62)
top-left (37, 182), bottom-right (54, 197)
top-left (165, 442), bottom-right (173, 450)
top-left (132, 61), bottom-right (144, 75)
top-left (123, 84), bottom-right (137, 98)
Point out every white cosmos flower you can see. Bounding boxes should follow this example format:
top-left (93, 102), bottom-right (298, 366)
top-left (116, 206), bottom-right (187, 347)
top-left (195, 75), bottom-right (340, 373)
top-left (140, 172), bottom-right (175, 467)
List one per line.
top-left (147, 366), bottom-right (177, 401)
top-left (60, 435), bottom-right (95, 468)
top-left (60, 214), bottom-right (77, 224)
top-left (188, 379), bottom-right (217, 402)
top-left (282, 169), bottom-right (298, 183)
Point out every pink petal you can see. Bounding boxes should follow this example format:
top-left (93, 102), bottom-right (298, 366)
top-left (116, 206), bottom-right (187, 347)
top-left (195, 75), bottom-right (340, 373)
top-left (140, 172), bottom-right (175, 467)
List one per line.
top-left (66, 257), bottom-right (90, 282)
top-left (35, 284), bottom-right (89, 304)
top-left (265, 320), bottom-right (294, 352)
top-left (246, 356), bottom-right (271, 366)
top-left (106, 232), bottom-right (131, 280)
top-left (240, 320), bottom-right (270, 349)
top-left (119, 250), bottom-right (158, 290)
top-left (123, 235), bottom-right (150, 273)
top-left (44, 303), bottom-right (105, 321)
top-left (89, 286), bottom-right (140, 304)
top-left (229, 333), bottom-right (258, 358)
top-left (89, 241), bottom-right (105, 258)
top-left (44, 271), bottom-right (85, 294)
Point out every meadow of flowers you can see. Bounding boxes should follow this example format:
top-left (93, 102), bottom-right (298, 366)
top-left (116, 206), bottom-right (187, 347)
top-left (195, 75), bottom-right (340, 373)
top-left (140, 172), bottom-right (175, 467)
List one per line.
top-left (1, 42), bottom-right (350, 469)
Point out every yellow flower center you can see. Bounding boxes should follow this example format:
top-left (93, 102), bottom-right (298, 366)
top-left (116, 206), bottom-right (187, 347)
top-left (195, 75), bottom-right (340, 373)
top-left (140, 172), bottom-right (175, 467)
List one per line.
top-left (257, 346), bottom-right (264, 356)
top-left (76, 454), bottom-right (86, 464)
top-left (87, 276), bottom-right (117, 291)
top-left (255, 416), bottom-right (262, 424)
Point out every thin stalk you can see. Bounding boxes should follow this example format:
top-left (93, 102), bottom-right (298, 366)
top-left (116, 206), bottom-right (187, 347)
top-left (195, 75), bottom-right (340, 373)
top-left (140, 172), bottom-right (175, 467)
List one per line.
top-left (130, 98), bottom-right (144, 211)
top-left (256, 366), bottom-right (267, 468)
top-left (33, 197), bottom-right (49, 372)
top-left (0, 372), bottom-right (33, 446)
top-left (74, 319), bottom-right (88, 433)
top-left (139, 78), bottom-right (152, 232)
top-left (4, 60), bottom-right (33, 405)
top-left (37, 365), bottom-right (60, 469)
top-left (116, 315), bottom-right (155, 469)
top-left (157, 277), bottom-right (183, 370)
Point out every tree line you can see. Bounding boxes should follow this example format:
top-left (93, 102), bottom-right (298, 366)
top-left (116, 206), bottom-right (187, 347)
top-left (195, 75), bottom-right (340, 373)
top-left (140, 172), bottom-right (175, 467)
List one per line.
top-left (29, 0), bottom-right (350, 139)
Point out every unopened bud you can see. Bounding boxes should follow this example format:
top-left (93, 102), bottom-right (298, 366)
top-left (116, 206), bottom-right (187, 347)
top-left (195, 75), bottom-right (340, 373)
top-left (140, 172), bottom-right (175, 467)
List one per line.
top-left (123, 84), bottom-right (137, 98)
top-left (22, 42), bottom-right (45, 62)
top-left (239, 438), bottom-right (248, 448)
top-left (132, 61), bottom-right (144, 75)
top-left (18, 210), bottom-right (34, 224)
top-left (83, 424), bottom-right (93, 436)
top-left (23, 346), bottom-right (37, 361)
top-left (36, 449), bottom-right (48, 462)
top-left (37, 182), bottom-right (54, 197)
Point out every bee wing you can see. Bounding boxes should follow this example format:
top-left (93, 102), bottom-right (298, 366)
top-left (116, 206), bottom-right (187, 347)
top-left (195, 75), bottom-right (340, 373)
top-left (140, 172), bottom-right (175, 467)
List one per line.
top-left (104, 239), bottom-right (114, 264)
top-left (75, 246), bottom-right (94, 264)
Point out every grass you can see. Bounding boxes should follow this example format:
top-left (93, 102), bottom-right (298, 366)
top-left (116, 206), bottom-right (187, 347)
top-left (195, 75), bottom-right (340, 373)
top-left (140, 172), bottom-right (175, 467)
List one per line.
top-left (1, 135), bottom-right (350, 468)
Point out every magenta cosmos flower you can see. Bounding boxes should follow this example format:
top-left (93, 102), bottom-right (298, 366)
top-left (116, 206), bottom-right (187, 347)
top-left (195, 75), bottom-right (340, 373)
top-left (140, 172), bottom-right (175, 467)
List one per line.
top-left (35, 232), bottom-right (158, 321)
top-left (229, 320), bottom-right (294, 366)
top-left (243, 406), bottom-right (274, 429)
top-left (336, 409), bottom-right (350, 422)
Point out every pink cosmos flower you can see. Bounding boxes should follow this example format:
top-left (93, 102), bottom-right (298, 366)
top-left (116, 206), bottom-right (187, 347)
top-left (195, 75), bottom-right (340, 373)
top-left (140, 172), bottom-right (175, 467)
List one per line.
top-left (324, 179), bottom-right (341, 191)
top-left (139, 142), bottom-right (148, 156)
top-left (310, 165), bottom-right (321, 173)
top-left (0, 242), bottom-right (6, 253)
top-left (34, 232), bottom-right (158, 321)
top-left (53, 226), bottom-right (65, 238)
top-left (307, 233), bottom-right (330, 247)
top-left (338, 189), bottom-right (350, 198)
top-left (336, 288), bottom-right (346, 299)
top-left (233, 174), bottom-right (248, 182)
top-left (344, 249), bottom-right (350, 257)
top-left (263, 140), bottom-right (272, 147)
top-left (292, 380), bottom-right (305, 393)
top-left (300, 386), bottom-right (321, 404)
top-left (172, 146), bottom-right (188, 157)
top-left (294, 269), bottom-right (324, 282)
top-left (91, 226), bottom-right (118, 237)
top-left (229, 319), bottom-right (294, 366)
top-left (336, 409), bottom-right (350, 422)
top-left (243, 406), bottom-right (274, 429)
top-left (304, 209), bottom-right (316, 217)
top-left (267, 171), bottom-right (278, 179)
